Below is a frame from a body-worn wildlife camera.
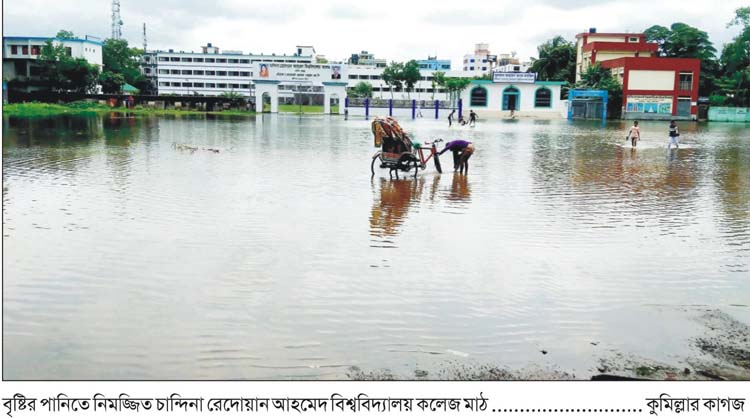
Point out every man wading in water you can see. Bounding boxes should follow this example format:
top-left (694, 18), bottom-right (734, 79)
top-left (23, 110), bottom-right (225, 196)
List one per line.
top-left (448, 109), bottom-right (455, 127)
top-left (439, 139), bottom-right (475, 174)
top-left (627, 120), bottom-right (641, 147)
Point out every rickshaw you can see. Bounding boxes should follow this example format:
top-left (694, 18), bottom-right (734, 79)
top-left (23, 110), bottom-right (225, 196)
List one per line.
top-left (370, 117), bottom-right (442, 178)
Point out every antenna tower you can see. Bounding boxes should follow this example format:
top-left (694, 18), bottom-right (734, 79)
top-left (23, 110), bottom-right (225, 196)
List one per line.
top-left (143, 23), bottom-right (147, 51)
top-left (111, 0), bottom-right (123, 39)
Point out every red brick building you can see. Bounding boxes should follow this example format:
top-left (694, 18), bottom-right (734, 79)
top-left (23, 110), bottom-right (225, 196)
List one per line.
top-left (575, 29), bottom-right (701, 120)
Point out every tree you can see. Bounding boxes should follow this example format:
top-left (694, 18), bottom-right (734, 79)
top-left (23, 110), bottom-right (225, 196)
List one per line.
top-left (351, 81), bottom-right (373, 98)
top-left (99, 71), bottom-right (125, 94)
top-left (55, 30), bottom-right (75, 40)
top-left (576, 64), bottom-right (622, 118)
top-left (37, 39), bottom-right (99, 93)
top-left (102, 39), bottom-right (146, 92)
top-left (716, 7), bottom-right (750, 106)
top-left (401, 60), bottom-right (421, 100)
top-left (530, 36), bottom-right (576, 84)
top-left (431, 71), bottom-right (445, 100)
top-left (381, 62), bottom-right (403, 99)
top-left (644, 22), bottom-right (718, 95)
top-left (443, 77), bottom-right (472, 107)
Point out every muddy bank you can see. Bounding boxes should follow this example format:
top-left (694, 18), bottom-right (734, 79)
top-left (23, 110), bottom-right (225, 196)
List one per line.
top-left (347, 308), bottom-right (750, 381)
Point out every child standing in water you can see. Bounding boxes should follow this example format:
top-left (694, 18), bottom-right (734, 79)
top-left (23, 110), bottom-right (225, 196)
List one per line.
top-left (668, 120), bottom-right (680, 150)
top-left (627, 120), bottom-right (641, 147)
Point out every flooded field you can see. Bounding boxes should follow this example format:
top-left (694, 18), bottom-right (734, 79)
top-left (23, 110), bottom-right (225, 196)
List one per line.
top-left (3, 113), bottom-right (749, 379)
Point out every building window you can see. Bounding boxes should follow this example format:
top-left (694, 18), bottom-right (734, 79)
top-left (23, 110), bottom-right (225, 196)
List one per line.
top-left (534, 88), bottom-right (552, 107)
top-left (359, 75), bottom-right (369, 79)
top-left (194, 70), bottom-right (204, 75)
top-left (22, 46), bottom-right (29, 55)
top-left (217, 71), bottom-right (227, 76)
top-left (170, 57), bottom-right (179, 62)
top-left (158, 57), bottom-right (169, 61)
top-left (482, 67), bottom-right (487, 71)
top-left (679, 72), bottom-right (693, 91)
top-left (181, 70), bottom-right (192, 75)
top-left (240, 72), bottom-right (250, 76)
top-left (144, 68), bottom-right (151, 74)
top-left (228, 59), bottom-right (239, 63)
top-left (194, 58), bottom-right (204, 62)
top-left (348, 75), bottom-right (357, 79)
top-left (241, 84), bottom-right (249, 89)
top-left (217, 83), bottom-right (227, 88)
top-left (628, 37), bottom-right (639, 42)
top-left (31, 45), bottom-right (40, 55)
top-left (470, 87), bottom-right (487, 106)
top-left (216, 58), bottom-right (227, 63)
top-left (206, 71), bottom-right (216, 76)
top-left (470, 67), bottom-right (474, 71)
top-left (159, 69), bottom-right (168, 74)
top-left (229, 71), bottom-right (239, 76)
top-left (64, 47), bottom-right (71, 56)
top-left (11, 45), bottom-right (17, 54)
top-left (205, 58), bottom-right (215, 63)
top-left (206, 83), bottom-right (216, 88)
top-left (240, 59), bottom-right (250, 64)
top-left (181, 57), bottom-right (193, 62)
top-left (193, 82), bottom-right (204, 88)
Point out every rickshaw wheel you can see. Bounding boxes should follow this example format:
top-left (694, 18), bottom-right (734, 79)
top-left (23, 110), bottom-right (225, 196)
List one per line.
top-left (371, 152), bottom-right (382, 176)
top-left (433, 153), bottom-right (443, 174)
top-left (397, 154), bottom-right (419, 173)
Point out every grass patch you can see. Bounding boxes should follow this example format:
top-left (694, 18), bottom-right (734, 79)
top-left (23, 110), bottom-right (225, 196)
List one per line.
top-left (2, 101), bottom-right (110, 117)
top-left (3, 101), bottom-right (256, 118)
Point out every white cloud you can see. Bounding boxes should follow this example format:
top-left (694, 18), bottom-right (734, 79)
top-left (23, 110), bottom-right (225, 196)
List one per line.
top-left (2, 0), bottom-right (746, 67)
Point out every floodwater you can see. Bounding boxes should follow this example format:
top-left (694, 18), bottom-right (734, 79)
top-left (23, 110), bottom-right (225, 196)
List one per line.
top-left (3, 113), bottom-right (749, 380)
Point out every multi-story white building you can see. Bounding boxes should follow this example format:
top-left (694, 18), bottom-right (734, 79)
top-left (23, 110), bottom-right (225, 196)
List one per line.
top-left (2, 35), bottom-right (103, 91)
top-left (462, 43), bottom-right (496, 76)
top-left (153, 43), bottom-right (315, 98)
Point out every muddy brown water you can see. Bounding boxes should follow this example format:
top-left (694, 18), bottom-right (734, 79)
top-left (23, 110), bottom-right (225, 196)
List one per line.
top-left (3, 114), bottom-right (749, 379)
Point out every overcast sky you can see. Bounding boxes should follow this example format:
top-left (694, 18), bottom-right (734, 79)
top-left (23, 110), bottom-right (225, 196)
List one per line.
top-left (3, 0), bottom-right (747, 66)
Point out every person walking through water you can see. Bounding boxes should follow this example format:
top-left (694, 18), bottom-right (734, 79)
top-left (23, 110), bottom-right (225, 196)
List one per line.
top-left (627, 120), bottom-right (641, 147)
top-left (438, 139), bottom-right (475, 174)
top-left (667, 120), bottom-right (680, 150)
top-left (469, 110), bottom-right (478, 127)
top-left (448, 109), bottom-right (455, 127)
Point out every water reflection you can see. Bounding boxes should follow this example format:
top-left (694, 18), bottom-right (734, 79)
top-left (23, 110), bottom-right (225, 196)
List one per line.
top-left (3, 115), bottom-right (749, 380)
top-left (369, 177), bottom-right (424, 242)
top-left (447, 173), bottom-right (471, 204)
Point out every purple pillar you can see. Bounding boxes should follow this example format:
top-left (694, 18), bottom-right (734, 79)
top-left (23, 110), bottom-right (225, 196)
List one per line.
top-left (345, 97), bottom-right (349, 108)
top-left (388, 99), bottom-right (393, 117)
top-left (458, 99), bottom-right (463, 120)
top-left (435, 100), bottom-right (439, 119)
top-left (411, 100), bottom-right (416, 119)
top-left (365, 98), bottom-right (369, 120)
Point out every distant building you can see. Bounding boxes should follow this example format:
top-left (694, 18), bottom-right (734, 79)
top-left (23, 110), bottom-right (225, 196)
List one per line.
top-left (575, 28), bottom-right (700, 119)
top-left (574, 29), bottom-right (656, 82)
top-left (348, 50), bottom-right (386, 68)
top-left (417, 56), bottom-right (451, 71)
top-left (462, 43), bottom-right (496, 76)
top-left (2, 35), bottom-right (103, 92)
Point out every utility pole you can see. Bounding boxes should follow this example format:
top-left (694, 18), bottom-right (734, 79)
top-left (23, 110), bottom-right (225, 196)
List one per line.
top-left (111, 0), bottom-right (123, 40)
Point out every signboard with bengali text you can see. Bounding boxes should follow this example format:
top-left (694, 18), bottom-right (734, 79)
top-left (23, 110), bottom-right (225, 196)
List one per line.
top-left (626, 95), bottom-right (672, 113)
top-left (256, 63), bottom-right (346, 83)
top-left (492, 72), bottom-right (536, 83)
